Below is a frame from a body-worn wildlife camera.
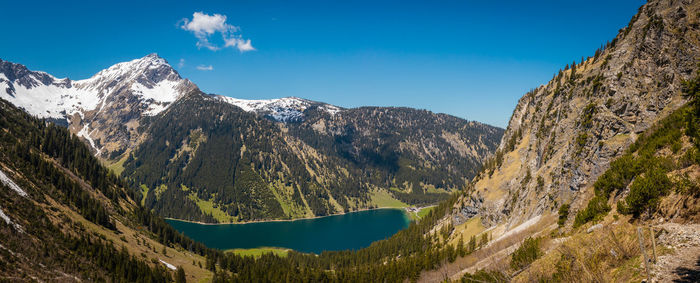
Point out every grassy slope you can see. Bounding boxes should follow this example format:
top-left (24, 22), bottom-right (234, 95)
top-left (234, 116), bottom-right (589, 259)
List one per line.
top-left (448, 216), bottom-right (486, 247)
top-left (370, 189), bottom-right (408, 208)
top-left (417, 206), bottom-right (436, 218)
top-left (105, 153), bottom-right (129, 176)
top-left (49, 198), bottom-right (213, 282)
top-left (226, 247), bottom-right (290, 258)
top-left (516, 105), bottom-right (700, 281)
top-left (187, 193), bottom-right (235, 223)
top-left (0, 155), bottom-right (213, 282)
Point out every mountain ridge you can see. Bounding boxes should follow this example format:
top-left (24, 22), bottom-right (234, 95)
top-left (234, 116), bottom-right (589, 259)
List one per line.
top-left (0, 54), bottom-right (504, 222)
top-left (1, 54), bottom-right (495, 157)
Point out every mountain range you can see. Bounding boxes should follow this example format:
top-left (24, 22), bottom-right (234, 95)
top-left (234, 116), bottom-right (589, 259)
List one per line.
top-left (1, 0), bottom-right (700, 281)
top-left (0, 55), bottom-right (504, 222)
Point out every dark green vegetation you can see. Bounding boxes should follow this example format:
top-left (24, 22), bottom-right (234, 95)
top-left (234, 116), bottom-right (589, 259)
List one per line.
top-left (461, 270), bottom-right (509, 283)
top-left (557, 203), bottom-right (570, 227)
top-left (166, 208), bottom-right (410, 254)
top-left (0, 98), bottom-right (495, 281)
top-left (575, 70), bottom-right (700, 227)
top-left (122, 92), bottom-right (503, 222)
top-left (509, 237), bottom-right (541, 270)
top-left (0, 99), bottom-right (173, 281)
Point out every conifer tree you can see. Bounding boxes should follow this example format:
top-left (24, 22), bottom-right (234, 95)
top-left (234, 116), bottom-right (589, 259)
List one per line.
top-left (175, 266), bottom-right (186, 283)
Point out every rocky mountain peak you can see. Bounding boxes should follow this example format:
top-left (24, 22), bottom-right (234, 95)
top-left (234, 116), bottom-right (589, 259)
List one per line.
top-left (0, 59), bottom-right (70, 92)
top-left (75, 53), bottom-right (184, 95)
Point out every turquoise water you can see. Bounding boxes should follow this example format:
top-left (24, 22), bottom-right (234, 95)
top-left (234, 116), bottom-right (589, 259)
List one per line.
top-left (166, 208), bottom-right (411, 254)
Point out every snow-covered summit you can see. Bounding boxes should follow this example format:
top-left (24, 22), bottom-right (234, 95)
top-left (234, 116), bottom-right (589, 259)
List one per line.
top-left (216, 96), bottom-right (342, 122)
top-left (0, 54), bottom-right (197, 157)
top-left (0, 53), bottom-right (192, 119)
top-left (0, 54), bottom-right (342, 157)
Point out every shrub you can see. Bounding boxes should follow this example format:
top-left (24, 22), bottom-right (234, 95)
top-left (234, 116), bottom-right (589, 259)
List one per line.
top-left (576, 132), bottom-right (588, 147)
top-left (618, 166), bottom-right (672, 217)
top-left (558, 204), bottom-right (570, 227)
top-left (521, 169), bottom-right (532, 186)
top-left (574, 195), bottom-right (610, 228)
top-left (593, 154), bottom-right (639, 196)
top-left (461, 270), bottom-right (509, 283)
top-left (674, 174), bottom-right (700, 197)
top-left (510, 237), bottom-right (541, 270)
top-left (579, 103), bottom-right (597, 128)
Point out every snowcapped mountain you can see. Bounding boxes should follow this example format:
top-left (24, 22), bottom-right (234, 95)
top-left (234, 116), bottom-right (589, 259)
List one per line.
top-left (216, 96), bottom-right (342, 122)
top-left (0, 54), bottom-right (197, 156)
top-left (0, 54), bottom-right (344, 156)
top-left (72, 53), bottom-right (195, 116)
top-left (0, 54), bottom-right (505, 224)
top-left (0, 53), bottom-right (193, 119)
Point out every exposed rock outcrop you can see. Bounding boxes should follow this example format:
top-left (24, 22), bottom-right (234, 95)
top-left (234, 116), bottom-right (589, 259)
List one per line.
top-left (463, 0), bottom-right (700, 229)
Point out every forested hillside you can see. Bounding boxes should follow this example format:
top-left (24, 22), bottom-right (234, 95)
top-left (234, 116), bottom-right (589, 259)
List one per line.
top-left (0, 97), bottom-right (213, 281)
top-left (121, 91), bottom-right (503, 223)
top-left (0, 99), bottom-right (496, 281)
top-left (0, 52), bottom-right (503, 223)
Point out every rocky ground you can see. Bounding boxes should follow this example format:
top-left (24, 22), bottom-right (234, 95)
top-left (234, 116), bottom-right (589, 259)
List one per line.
top-left (652, 222), bottom-right (700, 283)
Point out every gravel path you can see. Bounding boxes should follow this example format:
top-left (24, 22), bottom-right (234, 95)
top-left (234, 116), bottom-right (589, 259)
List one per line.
top-left (652, 223), bottom-right (700, 283)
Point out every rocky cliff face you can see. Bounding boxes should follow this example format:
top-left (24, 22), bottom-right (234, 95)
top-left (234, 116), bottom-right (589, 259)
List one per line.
top-left (461, 0), bottom-right (700, 229)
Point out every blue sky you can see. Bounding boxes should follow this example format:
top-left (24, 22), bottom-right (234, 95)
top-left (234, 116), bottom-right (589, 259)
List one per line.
top-left (1, 0), bottom-right (644, 127)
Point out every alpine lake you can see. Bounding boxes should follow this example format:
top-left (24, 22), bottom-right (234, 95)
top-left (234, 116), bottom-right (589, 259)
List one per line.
top-left (166, 208), bottom-right (411, 254)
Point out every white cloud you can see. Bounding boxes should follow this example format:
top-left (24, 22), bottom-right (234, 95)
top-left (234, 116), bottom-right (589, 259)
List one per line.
top-left (225, 38), bottom-right (255, 52)
top-left (180, 12), bottom-right (255, 52)
top-left (196, 65), bottom-right (214, 71)
top-left (178, 58), bottom-right (185, 68)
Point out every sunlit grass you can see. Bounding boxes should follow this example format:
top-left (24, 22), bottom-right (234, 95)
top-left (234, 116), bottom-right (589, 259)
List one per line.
top-left (225, 247), bottom-right (290, 258)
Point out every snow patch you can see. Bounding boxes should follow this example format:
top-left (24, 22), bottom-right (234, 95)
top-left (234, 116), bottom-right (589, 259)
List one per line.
top-left (131, 80), bottom-right (180, 115)
top-left (159, 259), bottom-right (177, 270)
top-left (217, 96), bottom-right (342, 122)
top-left (0, 206), bottom-right (23, 232)
top-left (77, 125), bottom-right (101, 155)
top-left (0, 169), bottom-right (27, 197)
top-left (0, 81), bottom-right (100, 119)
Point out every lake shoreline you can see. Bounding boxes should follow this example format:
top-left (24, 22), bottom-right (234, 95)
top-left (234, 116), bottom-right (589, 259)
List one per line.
top-left (164, 206), bottom-right (413, 225)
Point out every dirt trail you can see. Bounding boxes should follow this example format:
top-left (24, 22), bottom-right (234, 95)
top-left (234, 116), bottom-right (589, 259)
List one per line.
top-left (652, 222), bottom-right (700, 283)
